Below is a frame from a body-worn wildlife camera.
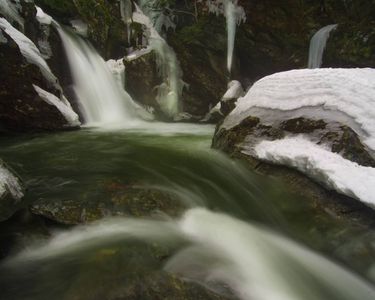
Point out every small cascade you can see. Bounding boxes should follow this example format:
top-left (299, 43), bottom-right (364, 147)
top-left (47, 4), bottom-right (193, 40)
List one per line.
top-left (134, 2), bottom-right (183, 118)
top-left (120, 0), bottom-right (133, 44)
top-left (205, 0), bottom-right (246, 73)
top-left (55, 25), bottom-right (150, 126)
top-left (308, 24), bottom-right (337, 69)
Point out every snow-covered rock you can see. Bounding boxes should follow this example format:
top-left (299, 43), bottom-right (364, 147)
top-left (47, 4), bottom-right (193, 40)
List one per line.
top-left (214, 68), bottom-right (375, 209)
top-left (0, 160), bottom-right (24, 221)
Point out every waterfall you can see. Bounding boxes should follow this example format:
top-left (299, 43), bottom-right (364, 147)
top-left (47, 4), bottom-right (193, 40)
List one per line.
top-left (205, 0), bottom-right (246, 73)
top-left (5, 208), bottom-right (375, 300)
top-left (134, 2), bottom-right (183, 118)
top-left (308, 24), bottom-right (337, 69)
top-left (55, 26), bottom-right (151, 127)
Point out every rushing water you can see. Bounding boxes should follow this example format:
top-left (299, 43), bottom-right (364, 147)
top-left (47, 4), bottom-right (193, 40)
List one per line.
top-left (0, 127), bottom-right (375, 300)
top-left (308, 24), bottom-right (337, 69)
top-left (55, 26), bottom-right (150, 127)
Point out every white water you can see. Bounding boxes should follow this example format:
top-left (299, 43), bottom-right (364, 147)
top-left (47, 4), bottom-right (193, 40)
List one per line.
top-left (120, 0), bottom-right (133, 44)
top-left (6, 208), bottom-right (375, 300)
top-left (308, 24), bottom-right (337, 69)
top-left (133, 3), bottom-right (183, 118)
top-left (204, 0), bottom-right (246, 72)
top-left (55, 25), bottom-right (151, 126)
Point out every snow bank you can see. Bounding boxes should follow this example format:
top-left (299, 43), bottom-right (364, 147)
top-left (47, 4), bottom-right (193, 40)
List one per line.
top-left (223, 68), bottom-right (375, 150)
top-left (0, 162), bottom-right (23, 201)
top-left (247, 136), bottom-right (375, 208)
top-left (33, 85), bottom-right (80, 127)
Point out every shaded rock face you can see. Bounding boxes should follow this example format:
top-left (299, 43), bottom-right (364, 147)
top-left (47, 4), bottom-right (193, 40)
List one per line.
top-left (124, 51), bottom-right (160, 110)
top-left (0, 33), bottom-right (69, 132)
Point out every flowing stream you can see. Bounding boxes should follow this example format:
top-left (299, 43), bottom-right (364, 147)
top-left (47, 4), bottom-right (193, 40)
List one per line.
top-left (308, 24), bottom-right (337, 69)
top-left (0, 128), bottom-right (375, 300)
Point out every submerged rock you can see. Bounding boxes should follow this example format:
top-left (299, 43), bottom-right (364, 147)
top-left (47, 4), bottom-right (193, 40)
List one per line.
top-left (213, 68), bottom-right (375, 215)
top-left (30, 182), bottom-right (186, 225)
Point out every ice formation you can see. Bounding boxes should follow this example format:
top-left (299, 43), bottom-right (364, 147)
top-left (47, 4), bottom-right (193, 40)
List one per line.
top-left (0, 162), bottom-right (23, 201)
top-left (33, 85), bottom-right (80, 127)
top-left (248, 136), bottom-right (375, 208)
top-left (132, 4), bottom-right (183, 118)
top-left (120, 0), bottom-right (132, 43)
top-left (203, 0), bottom-right (246, 72)
top-left (308, 24), bottom-right (337, 69)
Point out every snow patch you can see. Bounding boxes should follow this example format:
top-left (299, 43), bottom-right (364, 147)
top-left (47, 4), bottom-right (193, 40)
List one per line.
top-left (222, 80), bottom-right (244, 101)
top-left (0, 0), bottom-right (24, 30)
top-left (222, 68), bottom-right (375, 150)
top-left (0, 17), bottom-right (58, 87)
top-left (33, 85), bottom-right (80, 127)
top-left (248, 136), bottom-right (375, 208)
top-left (0, 162), bottom-right (23, 201)
top-left (35, 6), bottom-right (52, 25)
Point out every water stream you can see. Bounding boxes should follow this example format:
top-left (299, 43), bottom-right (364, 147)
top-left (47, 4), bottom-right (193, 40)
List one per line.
top-left (308, 24), bottom-right (337, 69)
top-left (0, 128), bottom-right (375, 300)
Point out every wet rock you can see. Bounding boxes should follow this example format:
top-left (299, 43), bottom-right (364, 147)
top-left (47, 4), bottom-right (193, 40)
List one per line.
top-left (124, 50), bottom-right (160, 110)
top-left (30, 182), bottom-right (186, 225)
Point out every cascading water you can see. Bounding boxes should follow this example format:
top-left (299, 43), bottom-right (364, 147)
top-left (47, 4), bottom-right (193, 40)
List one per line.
top-left (2, 208), bottom-right (375, 300)
top-left (308, 24), bottom-right (337, 69)
top-left (135, 1), bottom-right (184, 118)
top-left (55, 25), bottom-right (150, 127)
top-left (204, 0), bottom-right (246, 73)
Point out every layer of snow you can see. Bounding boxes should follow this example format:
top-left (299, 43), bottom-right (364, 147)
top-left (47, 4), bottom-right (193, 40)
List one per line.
top-left (0, 162), bottom-right (23, 201)
top-left (35, 6), bottom-right (52, 25)
top-left (0, 17), bottom-right (58, 87)
top-left (222, 80), bottom-right (244, 101)
top-left (222, 68), bottom-right (375, 150)
top-left (247, 136), bottom-right (375, 208)
top-left (0, 0), bottom-right (24, 30)
top-left (33, 85), bottom-right (80, 127)
top-left (125, 47), bottom-right (152, 61)
top-left (308, 24), bottom-right (337, 69)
